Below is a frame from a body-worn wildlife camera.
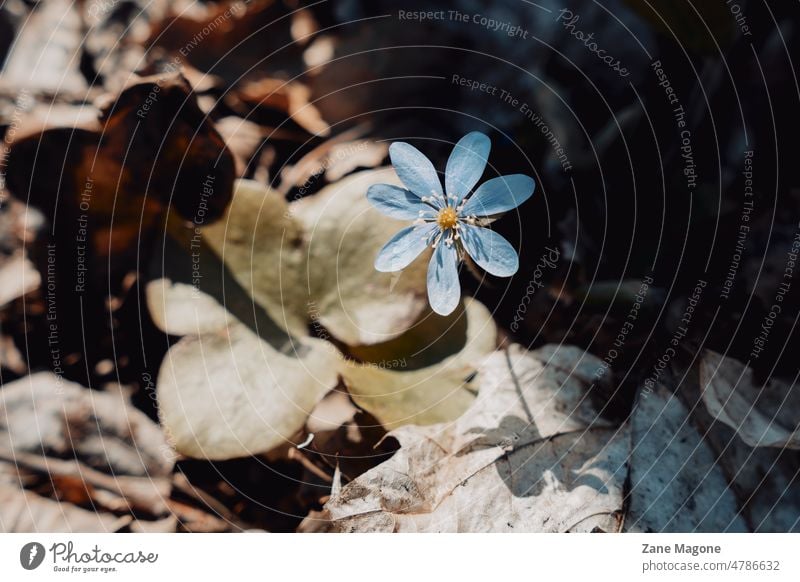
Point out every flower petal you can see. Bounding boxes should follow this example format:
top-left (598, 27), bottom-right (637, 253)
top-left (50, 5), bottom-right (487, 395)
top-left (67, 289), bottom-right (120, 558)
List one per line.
top-left (389, 141), bottom-right (444, 201)
top-left (460, 174), bottom-right (535, 217)
top-left (367, 184), bottom-right (436, 220)
top-left (375, 224), bottom-right (437, 272)
top-left (460, 224), bottom-right (519, 277)
top-left (427, 238), bottom-right (461, 315)
top-left (445, 131), bottom-right (490, 204)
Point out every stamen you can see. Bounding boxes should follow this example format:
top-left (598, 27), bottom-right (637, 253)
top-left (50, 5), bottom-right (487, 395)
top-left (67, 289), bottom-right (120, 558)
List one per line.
top-left (430, 230), bottom-right (446, 249)
top-left (436, 207), bottom-right (459, 230)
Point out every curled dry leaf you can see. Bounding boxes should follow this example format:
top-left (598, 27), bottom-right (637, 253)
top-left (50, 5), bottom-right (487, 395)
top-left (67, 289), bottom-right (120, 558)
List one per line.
top-left (341, 298), bottom-right (497, 429)
top-left (0, 0), bottom-right (85, 93)
top-left (235, 77), bottom-right (330, 137)
top-left (4, 73), bottom-right (234, 328)
top-left (290, 169), bottom-right (430, 345)
top-left (0, 254), bottom-right (38, 308)
top-left (303, 35), bottom-right (336, 73)
top-left (318, 344), bottom-right (628, 532)
top-left (700, 350), bottom-right (800, 449)
top-left (0, 373), bottom-right (175, 531)
top-left (3, 72), bottom-right (234, 376)
top-left (158, 320), bottom-right (341, 461)
top-left (323, 140), bottom-right (389, 183)
top-left (145, 180), bottom-right (307, 336)
top-left (146, 276), bottom-right (232, 337)
top-left (149, 199), bottom-right (342, 459)
top-left (198, 179), bottom-right (310, 338)
top-left (197, 170), bottom-right (431, 345)
top-left (278, 130), bottom-right (388, 196)
top-left (5, 73), bottom-right (234, 263)
top-left (302, 390), bottom-right (399, 483)
top-left (215, 116), bottom-right (270, 177)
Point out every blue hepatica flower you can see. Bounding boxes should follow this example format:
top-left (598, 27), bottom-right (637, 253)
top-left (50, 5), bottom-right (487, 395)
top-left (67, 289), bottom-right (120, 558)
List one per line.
top-left (367, 132), bottom-right (535, 316)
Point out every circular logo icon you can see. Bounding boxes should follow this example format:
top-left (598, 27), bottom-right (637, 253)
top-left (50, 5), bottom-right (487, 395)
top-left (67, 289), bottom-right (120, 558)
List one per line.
top-left (20, 542), bottom-right (46, 570)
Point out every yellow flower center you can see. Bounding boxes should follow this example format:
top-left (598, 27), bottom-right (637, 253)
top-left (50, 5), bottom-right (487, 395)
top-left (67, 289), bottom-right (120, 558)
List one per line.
top-left (436, 206), bottom-right (458, 230)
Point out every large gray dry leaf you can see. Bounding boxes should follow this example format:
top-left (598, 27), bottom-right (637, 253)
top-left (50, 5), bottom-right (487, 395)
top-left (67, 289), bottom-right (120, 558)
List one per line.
top-left (624, 384), bottom-right (748, 532)
top-left (320, 344), bottom-right (628, 532)
top-left (678, 369), bottom-right (800, 532)
top-left (702, 423), bottom-right (800, 532)
top-left (701, 350), bottom-right (800, 449)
